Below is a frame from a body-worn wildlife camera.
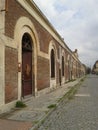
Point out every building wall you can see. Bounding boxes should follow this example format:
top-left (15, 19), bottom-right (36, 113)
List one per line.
top-left (0, 43), bottom-right (5, 108)
top-left (0, 0), bottom-right (5, 34)
top-left (5, 0), bottom-right (52, 54)
top-left (5, 46), bottom-right (18, 103)
top-left (4, 0), bottom-right (51, 94)
top-left (37, 56), bottom-right (50, 90)
top-left (0, 0), bottom-right (86, 113)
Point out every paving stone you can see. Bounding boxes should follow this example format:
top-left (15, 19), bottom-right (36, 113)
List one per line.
top-left (37, 75), bottom-right (98, 130)
top-left (0, 78), bottom-right (81, 130)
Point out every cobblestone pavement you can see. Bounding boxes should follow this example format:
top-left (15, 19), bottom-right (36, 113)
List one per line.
top-left (37, 75), bottom-right (98, 130)
top-left (0, 78), bottom-right (81, 130)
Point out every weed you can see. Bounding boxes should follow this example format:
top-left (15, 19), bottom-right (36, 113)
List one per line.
top-left (16, 101), bottom-right (26, 108)
top-left (47, 104), bottom-right (56, 109)
top-left (33, 120), bottom-right (39, 124)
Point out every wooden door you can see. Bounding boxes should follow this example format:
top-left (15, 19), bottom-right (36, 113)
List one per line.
top-left (22, 51), bottom-right (32, 97)
top-left (22, 33), bottom-right (33, 97)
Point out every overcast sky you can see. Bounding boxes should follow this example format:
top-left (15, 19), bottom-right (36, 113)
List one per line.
top-left (33, 0), bottom-right (98, 68)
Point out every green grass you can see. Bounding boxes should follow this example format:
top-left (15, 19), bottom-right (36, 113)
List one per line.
top-left (58, 77), bottom-right (86, 102)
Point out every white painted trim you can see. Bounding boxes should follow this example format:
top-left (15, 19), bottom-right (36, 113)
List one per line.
top-left (38, 51), bottom-right (49, 59)
top-left (0, 42), bottom-right (5, 106)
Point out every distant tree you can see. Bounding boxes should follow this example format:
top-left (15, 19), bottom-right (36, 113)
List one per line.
top-left (92, 60), bottom-right (98, 74)
top-left (86, 67), bottom-right (91, 74)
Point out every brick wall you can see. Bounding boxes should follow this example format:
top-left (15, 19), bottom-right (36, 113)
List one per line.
top-left (5, 0), bottom-right (53, 54)
top-left (37, 56), bottom-right (50, 90)
top-left (5, 46), bottom-right (18, 103)
top-left (4, 0), bottom-right (71, 92)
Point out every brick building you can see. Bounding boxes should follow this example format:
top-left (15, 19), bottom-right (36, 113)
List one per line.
top-left (0, 0), bottom-right (85, 113)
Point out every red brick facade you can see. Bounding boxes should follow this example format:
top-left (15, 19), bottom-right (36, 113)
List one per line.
top-left (37, 56), bottom-right (50, 90)
top-left (5, 46), bottom-right (18, 103)
top-left (0, 0), bottom-right (86, 109)
top-left (5, 0), bottom-right (53, 54)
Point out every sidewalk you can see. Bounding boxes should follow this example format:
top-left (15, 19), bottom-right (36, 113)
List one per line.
top-left (0, 78), bottom-right (82, 130)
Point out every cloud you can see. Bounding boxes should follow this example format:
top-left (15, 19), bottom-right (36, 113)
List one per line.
top-left (34, 0), bottom-right (57, 20)
top-left (33, 0), bottom-right (98, 67)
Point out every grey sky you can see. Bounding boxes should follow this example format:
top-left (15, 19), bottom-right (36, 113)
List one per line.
top-left (33, 0), bottom-right (98, 67)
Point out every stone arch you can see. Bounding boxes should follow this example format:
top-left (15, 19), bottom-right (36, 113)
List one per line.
top-left (49, 40), bottom-right (57, 89)
top-left (60, 49), bottom-right (65, 84)
top-left (67, 54), bottom-right (72, 81)
top-left (61, 50), bottom-right (65, 76)
top-left (14, 16), bottom-right (39, 99)
top-left (14, 17), bottom-right (40, 52)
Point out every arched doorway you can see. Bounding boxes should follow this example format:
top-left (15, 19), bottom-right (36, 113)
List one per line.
top-left (22, 33), bottom-right (33, 97)
top-left (62, 56), bottom-right (64, 76)
top-left (51, 49), bottom-right (55, 78)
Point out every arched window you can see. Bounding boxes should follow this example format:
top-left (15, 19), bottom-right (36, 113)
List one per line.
top-left (51, 49), bottom-right (55, 78)
top-left (22, 33), bottom-right (32, 52)
top-left (62, 56), bottom-right (64, 76)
